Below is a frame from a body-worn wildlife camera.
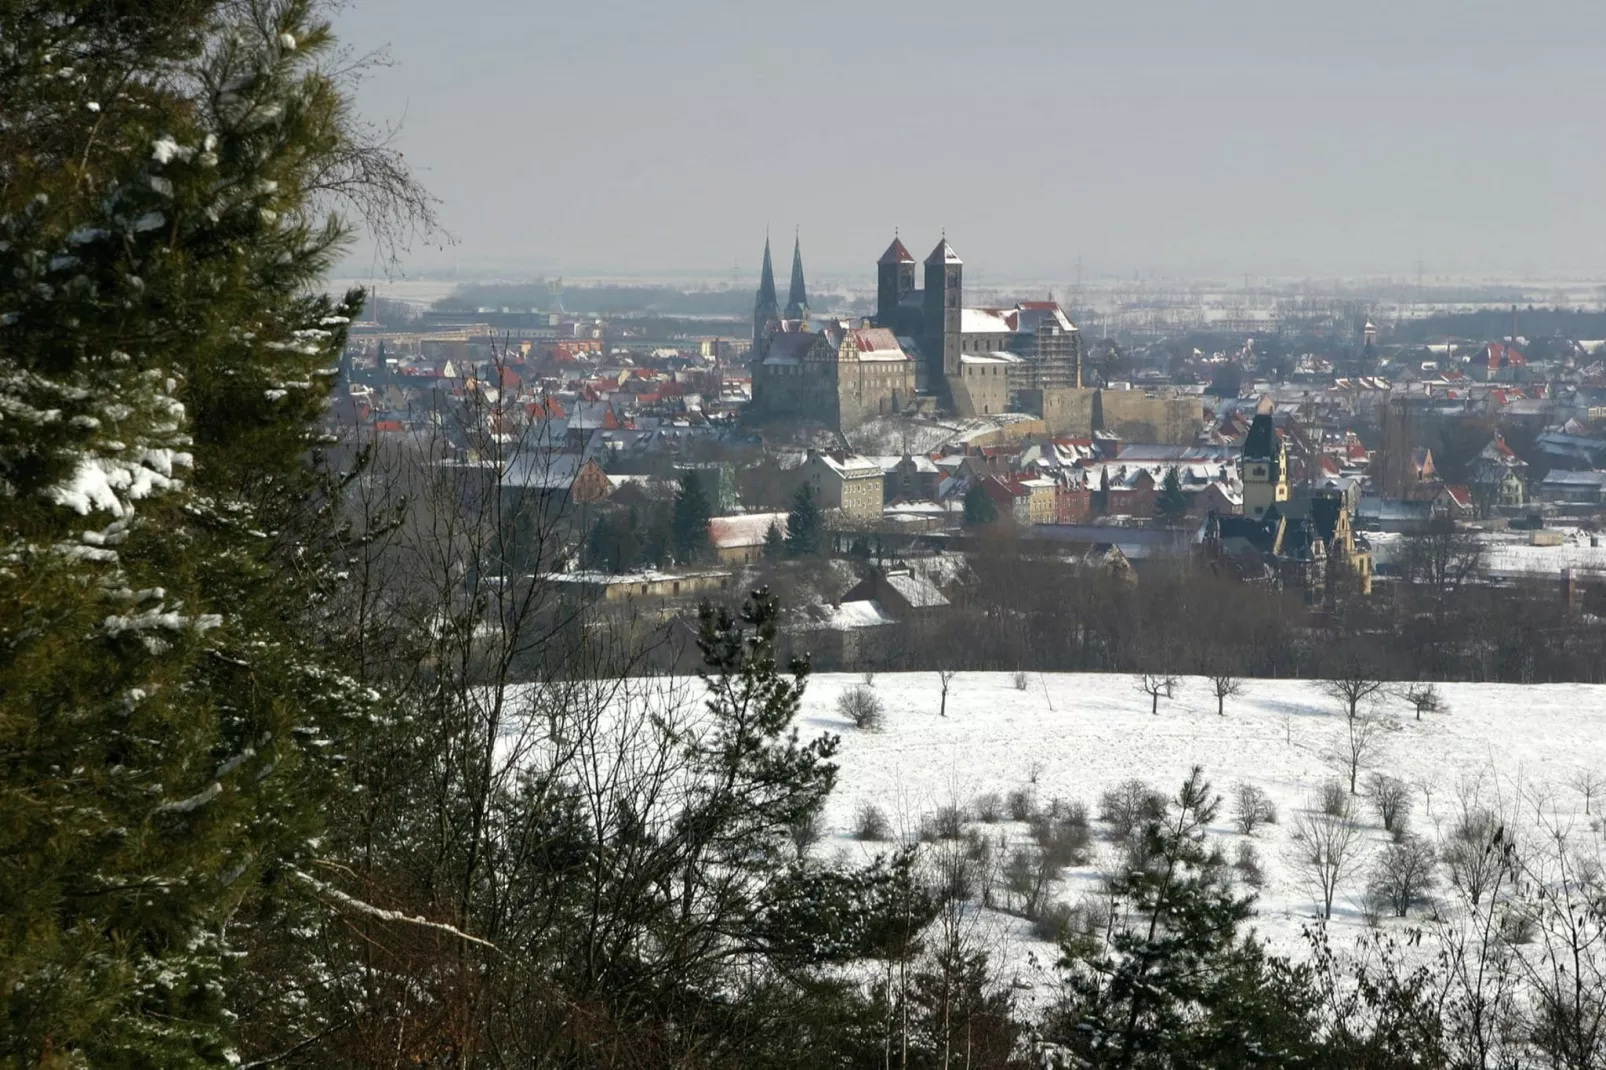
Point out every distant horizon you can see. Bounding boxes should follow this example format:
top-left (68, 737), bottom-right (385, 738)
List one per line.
top-left (331, 0), bottom-right (1606, 285)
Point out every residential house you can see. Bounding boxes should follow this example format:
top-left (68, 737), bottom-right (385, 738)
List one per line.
top-left (1539, 470), bottom-right (1606, 505)
top-left (801, 449), bottom-right (884, 522)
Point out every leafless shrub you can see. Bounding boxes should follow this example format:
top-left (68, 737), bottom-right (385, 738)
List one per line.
top-left (1030, 899), bottom-right (1076, 942)
top-left (974, 791), bottom-right (1003, 823)
top-left (1003, 843), bottom-right (1055, 919)
top-left (1367, 773), bottom-right (1413, 833)
top-left (1007, 787), bottom-right (1037, 823)
top-left (1368, 834), bottom-right (1438, 916)
top-left (853, 803), bottom-right (890, 841)
top-left (921, 804), bottom-right (968, 842)
top-left (1099, 779), bottom-right (1167, 843)
top-left (1319, 778), bottom-right (1350, 817)
top-left (1443, 806), bottom-right (1514, 907)
top-left (1235, 840), bottom-right (1266, 889)
top-left (1013, 670), bottom-right (1030, 691)
top-left (837, 684), bottom-right (885, 731)
top-left (1030, 799), bottom-right (1092, 869)
top-left (789, 811), bottom-right (823, 859)
top-left (861, 670), bottom-right (876, 687)
top-left (1232, 782), bottom-right (1278, 835)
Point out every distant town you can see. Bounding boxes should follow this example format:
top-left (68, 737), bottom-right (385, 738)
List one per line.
top-left (331, 231), bottom-right (1606, 664)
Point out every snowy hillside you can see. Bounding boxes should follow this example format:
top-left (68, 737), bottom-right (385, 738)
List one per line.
top-left (801, 671), bottom-right (1606, 997)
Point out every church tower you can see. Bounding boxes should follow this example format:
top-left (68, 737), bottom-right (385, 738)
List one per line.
top-left (753, 234), bottom-right (780, 347)
top-left (784, 233), bottom-right (809, 324)
top-left (876, 234), bottom-right (916, 328)
top-left (923, 237), bottom-right (963, 381)
top-left (1241, 411), bottom-right (1290, 518)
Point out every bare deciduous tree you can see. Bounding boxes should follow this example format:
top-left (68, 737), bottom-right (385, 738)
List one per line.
top-left (1401, 681), bottom-right (1446, 720)
top-left (1322, 671), bottom-right (1386, 720)
top-left (1209, 673), bottom-right (1245, 716)
top-left (1231, 782), bottom-right (1277, 835)
top-left (1289, 797), bottom-right (1368, 919)
top-left (1136, 672), bottom-right (1178, 715)
top-left (1329, 714), bottom-right (1386, 795)
top-left (937, 669), bottom-right (957, 718)
top-left (1570, 768), bottom-right (1606, 816)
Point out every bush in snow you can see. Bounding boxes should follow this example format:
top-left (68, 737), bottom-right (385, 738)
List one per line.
top-left (1234, 841), bottom-right (1266, 889)
top-left (837, 684), bottom-right (884, 731)
top-left (1031, 799), bottom-right (1092, 868)
top-left (853, 803), bottom-right (891, 841)
top-left (1030, 899), bottom-right (1076, 942)
top-left (1318, 778), bottom-right (1350, 818)
top-left (1013, 670), bottom-right (1031, 691)
top-left (973, 791), bottom-right (1003, 823)
top-left (1367, 835), bottom-right (1437, 917)
top-left (1099, 779), bottom-right (1167, 843)
top-left (1007, 787), bottom-right (1037, 823)
top-left (789, 811), bottom-right (823, 859)
top-left (1231, 782), bottom-right (1278, 835)
top-left (920, 804), bottom-right (968, 842)
top-left (1366, 773), bottom-right (1412, 835)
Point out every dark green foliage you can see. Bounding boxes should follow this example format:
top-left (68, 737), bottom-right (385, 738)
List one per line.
top-left (763, 517), bottom-right (786, 559)
top-left (0, 2), bottom-right (372, 1064)
top-left (786, 481), bottom-right (822, 556)
top-left (1047, 768), bottom-right (1323, 1067)
top-left (1157, 465), bottom-right (1189, 523)
top-left (671, 469), bottom-right (713, 563)
top-left (964, 481), bottom-right (1000, 526)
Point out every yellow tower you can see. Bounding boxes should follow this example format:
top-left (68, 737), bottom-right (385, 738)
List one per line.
top-left (1241, 412), bottom-right (1289, 518)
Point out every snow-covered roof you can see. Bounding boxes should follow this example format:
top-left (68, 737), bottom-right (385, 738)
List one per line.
top-left (814, 451), bottom-right (882, 477)
top-left (884, 572), bottom-right (949, 608)
top-left (820, 600), bottom-right (896, 630)
top-left (709, 512), bottom-right (787, 549)
top-left (960, 308), bottom-right (1015, 335)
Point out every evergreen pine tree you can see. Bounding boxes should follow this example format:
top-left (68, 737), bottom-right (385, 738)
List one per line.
top-left (964, 481), bottom-right (999, 527)
top-left (0, 3), bottom-right (421, 1063)
top-left (1157, 465), bottom-right (1190, 525)
top-left (786, 482), bottom-right (822, 557)
top-left (1048, 768), bottom-right (1322, 1067)
top-left (672, 469), bottom-right (714, 564)
top-left (763, 518), bottom-right (786, 560)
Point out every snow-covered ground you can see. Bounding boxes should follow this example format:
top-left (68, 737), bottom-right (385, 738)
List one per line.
top-left (803, 671), bottom-right (1606, 996)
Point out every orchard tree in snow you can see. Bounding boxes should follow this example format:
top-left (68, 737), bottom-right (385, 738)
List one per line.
top-left (1329, 714), bottom-right (1386, 795)
top-left (1402, 681), bottom-right (1445, 720)
top-left (1138, 672), bottom-right (1179, 715)
top-left (937, 669), bottom-right (958, 717)
top-left (1289, 798), bottom-right (1367, 919)
top-left (1322, 670), bottom-right (1386, 721)
top-left (1209, 673), bottom-right (1245, 716)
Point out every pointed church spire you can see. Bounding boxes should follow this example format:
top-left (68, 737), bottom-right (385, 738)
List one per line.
top-left (785, 231), bottom-right (809, 322)
top-left (754, 232), bottom-right (780, 345)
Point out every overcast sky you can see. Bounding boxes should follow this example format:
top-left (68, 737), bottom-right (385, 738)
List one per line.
top-left (332, 0), bottom-right (1606, 285)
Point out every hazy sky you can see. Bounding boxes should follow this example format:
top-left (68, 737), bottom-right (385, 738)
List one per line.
top-left (333, 0), bottom-right (1606, 285)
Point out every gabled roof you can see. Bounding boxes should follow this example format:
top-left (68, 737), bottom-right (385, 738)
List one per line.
top-left (878, 237), bottom-right (915, 265)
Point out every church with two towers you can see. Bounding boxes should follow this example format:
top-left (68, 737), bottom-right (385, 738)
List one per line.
top-left (748, 232), bottom-right (1092, 432)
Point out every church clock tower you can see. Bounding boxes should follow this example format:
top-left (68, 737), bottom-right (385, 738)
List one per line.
top-left (1241, 411), bottom-right (1290, 518)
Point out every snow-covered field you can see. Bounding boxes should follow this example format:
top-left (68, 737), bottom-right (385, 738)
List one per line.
top-left (802, 671), bottom-right (1606, 995)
